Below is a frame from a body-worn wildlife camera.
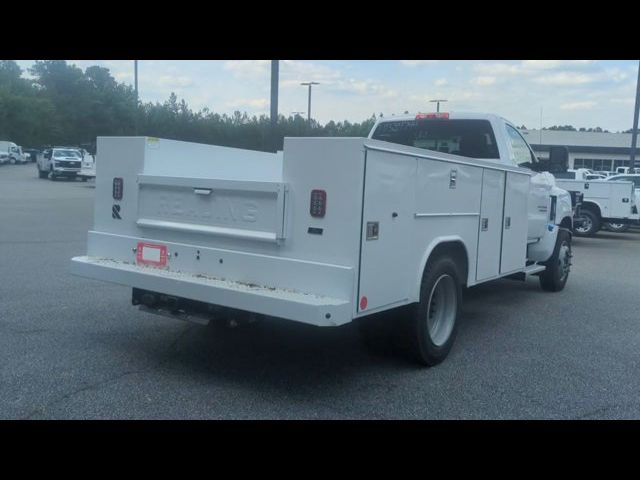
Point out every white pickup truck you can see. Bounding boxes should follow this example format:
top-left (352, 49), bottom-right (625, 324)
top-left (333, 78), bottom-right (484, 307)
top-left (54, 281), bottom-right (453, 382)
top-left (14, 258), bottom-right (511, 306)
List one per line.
top-left (70, 112), bottom-right (574, 366)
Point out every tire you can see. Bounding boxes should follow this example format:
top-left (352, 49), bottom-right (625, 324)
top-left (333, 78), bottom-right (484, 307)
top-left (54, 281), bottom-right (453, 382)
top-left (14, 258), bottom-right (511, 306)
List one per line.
top-left (395, 255), bottom-right (461, 366)
top-left (49, 166), bottom-right (57, 181)
top-left (539, 229), bottom-right (572, 292)
top-left (37, 168), bottom-right (48, 179)
top-left (605, 222), bottom-right (630, 233)
top-left (574, 209), bottom-right (600, 237)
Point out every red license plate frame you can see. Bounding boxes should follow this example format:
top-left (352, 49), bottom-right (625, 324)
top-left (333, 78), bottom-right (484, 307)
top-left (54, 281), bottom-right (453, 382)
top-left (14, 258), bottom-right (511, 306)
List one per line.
top-left (136, 242), bottom-right (168, 268)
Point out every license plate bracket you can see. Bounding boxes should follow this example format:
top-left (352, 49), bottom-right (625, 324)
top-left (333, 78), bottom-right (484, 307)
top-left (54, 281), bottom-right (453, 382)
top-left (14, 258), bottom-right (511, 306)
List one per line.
top-left (136, 242), bottom-right (168, 268)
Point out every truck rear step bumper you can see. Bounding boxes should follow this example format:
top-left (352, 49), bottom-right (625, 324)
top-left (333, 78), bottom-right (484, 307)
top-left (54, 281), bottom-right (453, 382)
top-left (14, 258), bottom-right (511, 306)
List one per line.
top-left (70, 256), bottom-right (352, 327)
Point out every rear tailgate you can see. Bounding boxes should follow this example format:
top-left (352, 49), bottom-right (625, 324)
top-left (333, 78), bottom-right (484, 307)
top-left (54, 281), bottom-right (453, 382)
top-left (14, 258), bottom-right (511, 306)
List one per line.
top-left (136, 175), bottom-right (287, 243)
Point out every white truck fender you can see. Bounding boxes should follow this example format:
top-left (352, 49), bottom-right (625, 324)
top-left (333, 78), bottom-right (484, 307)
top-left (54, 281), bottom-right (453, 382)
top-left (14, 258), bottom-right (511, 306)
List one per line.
top-left (414, 235), bottom-right (470, 301)
top-left (527, 224), bottom-right (559, 263)
top-left (554, 188), bottom-right (573, 228)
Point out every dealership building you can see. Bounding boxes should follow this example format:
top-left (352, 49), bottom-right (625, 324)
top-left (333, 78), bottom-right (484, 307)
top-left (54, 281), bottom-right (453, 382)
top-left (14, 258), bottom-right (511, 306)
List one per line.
top-left (520, 129), bottom-right (637, 172)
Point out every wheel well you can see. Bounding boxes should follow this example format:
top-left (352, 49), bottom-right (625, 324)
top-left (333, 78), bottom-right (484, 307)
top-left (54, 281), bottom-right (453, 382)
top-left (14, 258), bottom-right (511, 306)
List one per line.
top-left (559, 216), bottom-right (572, 231)
top-left (426, 241), bottom-right (469, 287)
top-left (581, 201), bottom-right (601, 218)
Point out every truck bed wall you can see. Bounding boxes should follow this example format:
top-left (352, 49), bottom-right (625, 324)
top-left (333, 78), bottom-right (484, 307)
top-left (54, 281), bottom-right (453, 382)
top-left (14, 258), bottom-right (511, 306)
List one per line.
top-left (90, 136), bottom-right (366, 303)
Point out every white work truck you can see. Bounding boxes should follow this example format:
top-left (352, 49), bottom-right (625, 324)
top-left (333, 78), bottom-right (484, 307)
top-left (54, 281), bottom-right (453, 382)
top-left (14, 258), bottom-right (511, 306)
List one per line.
top-left (70, 112), bottom-right (574, 366)
top-left (554, 177), bottom-right (639, 236)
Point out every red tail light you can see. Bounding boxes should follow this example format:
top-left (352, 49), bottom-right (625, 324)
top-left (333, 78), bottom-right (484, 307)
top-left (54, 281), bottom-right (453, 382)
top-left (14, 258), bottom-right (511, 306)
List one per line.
top-left (113, 177), bottom-right (123, 200)
top-left (310, 189), bottom-right (326, 218)
top-left (416, 112), bottom-right (449, 120)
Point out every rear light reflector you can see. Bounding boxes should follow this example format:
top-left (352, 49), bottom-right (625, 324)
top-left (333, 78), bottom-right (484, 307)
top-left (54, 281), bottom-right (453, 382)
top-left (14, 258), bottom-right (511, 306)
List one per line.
top-left (113, 177), bottom-right (123, 200)
top-left (310, 189), bottom-right (327, 218)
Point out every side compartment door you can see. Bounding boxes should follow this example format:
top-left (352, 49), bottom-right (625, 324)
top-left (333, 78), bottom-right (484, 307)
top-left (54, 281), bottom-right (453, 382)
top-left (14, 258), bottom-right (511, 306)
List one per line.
top-left (476, 169), bottom-right (505, 281)
top-left (358, 150), bottom-right (415, 312)
top-left (501, 172), bottom-right (529, 274)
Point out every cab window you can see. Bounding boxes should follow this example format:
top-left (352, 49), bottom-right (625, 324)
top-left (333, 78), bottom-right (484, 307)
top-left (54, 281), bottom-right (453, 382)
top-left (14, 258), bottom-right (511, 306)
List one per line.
top-left (505, 124), bottom-right (536, 167)
top-left (371, 119), bottom-right (500, 159)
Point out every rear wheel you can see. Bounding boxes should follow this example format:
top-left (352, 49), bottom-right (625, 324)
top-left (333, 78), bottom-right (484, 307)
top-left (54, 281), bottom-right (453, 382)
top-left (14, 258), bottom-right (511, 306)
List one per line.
top-left (37, 167), bottom-right (48, 179)
top-left (395, 255), bottom-right (461, 366)
top-left (605, 222), bottom-right (630, 233)
top-left (574, 209), bottom-right (600, 237)
top-left (539, 229), bottom-right (572, 292)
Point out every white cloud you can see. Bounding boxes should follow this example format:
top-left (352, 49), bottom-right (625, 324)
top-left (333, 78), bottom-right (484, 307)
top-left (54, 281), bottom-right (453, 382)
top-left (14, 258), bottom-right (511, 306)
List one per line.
top-left (534, 72), bottom-right (597, 86)
top-left (157, 75), bottom-right (193, 88)
top-left (399, 60), bottom-right (439, 67)
top-left (434, 78), bottom-right (448, 86)
top-left (560, 101), bottom-right (597, 110)
top-left (225, 98), bottom-right (269, 109)
top-left (472, 76), bottom-right (497, 86)
top-left (223, 60), bottom-right (270, 79)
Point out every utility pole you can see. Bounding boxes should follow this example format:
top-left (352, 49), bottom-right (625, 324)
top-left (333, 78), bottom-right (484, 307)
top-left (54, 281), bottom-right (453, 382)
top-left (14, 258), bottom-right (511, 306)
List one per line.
top-left (134, 60), bottom-right (139, 136)
top-left (630, 60), bottom-right (640, 169)
top-left (134, 60), bottom-right (139, 102)
top-left (301, 82), bottom-right (319, 124)
top-left (270, 60), bottom-right (279, 128)
top-left (429, 99), bottom-right (447, 112)
top-left (270, 60), bottom-right (279, 151)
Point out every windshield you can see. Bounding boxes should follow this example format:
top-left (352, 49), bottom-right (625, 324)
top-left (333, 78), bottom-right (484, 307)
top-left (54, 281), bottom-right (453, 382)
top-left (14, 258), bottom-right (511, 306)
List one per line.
top-left (371, 119), bottom-right (500, 159)
top-left (54, 149), bottom-right (81, 158)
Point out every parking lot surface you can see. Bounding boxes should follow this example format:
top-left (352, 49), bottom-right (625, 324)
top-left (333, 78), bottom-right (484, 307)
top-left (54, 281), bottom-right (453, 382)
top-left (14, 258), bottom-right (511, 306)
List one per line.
top-left (1, 163), bottom-right (640, 419)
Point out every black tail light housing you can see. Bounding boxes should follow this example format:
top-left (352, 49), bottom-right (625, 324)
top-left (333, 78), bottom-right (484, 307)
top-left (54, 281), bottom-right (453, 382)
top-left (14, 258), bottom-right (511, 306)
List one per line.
top-left (113, 177), bottom-right (123, 200)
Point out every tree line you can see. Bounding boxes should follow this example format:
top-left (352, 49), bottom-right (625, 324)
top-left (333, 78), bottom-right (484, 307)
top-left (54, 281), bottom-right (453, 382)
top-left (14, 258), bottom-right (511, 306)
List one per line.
top-left (0, 60), bottom-right (378, 154)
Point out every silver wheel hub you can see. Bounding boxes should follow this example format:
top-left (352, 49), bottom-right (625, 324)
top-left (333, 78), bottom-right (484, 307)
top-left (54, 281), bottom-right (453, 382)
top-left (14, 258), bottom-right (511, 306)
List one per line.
top-left (576, 216), bottom-right (592, 233)
top-left (426, 274), bottom-right (457, 347)
top-left (558, 241), bottom-right (571, 281)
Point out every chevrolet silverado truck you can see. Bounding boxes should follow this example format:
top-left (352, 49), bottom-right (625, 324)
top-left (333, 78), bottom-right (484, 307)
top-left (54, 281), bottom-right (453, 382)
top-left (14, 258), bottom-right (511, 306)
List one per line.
top-left (70, 112), bottom-right (574, 366)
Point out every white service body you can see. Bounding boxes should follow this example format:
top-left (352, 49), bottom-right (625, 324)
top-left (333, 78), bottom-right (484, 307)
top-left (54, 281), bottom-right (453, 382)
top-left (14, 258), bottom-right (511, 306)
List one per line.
top-left (555, 178), bottom-right (638, 223)
top-left (71, 122), bottom-right (572, 327)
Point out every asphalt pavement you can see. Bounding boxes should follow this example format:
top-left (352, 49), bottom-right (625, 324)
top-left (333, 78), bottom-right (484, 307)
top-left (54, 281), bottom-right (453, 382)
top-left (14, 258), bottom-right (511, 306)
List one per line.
top-left (1, 163), bottom-right (640, 419)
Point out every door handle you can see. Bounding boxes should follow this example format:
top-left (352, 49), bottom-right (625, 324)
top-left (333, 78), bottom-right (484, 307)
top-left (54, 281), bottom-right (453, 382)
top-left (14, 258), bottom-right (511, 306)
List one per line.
top-left (194, 188), bottom-right (212, 195)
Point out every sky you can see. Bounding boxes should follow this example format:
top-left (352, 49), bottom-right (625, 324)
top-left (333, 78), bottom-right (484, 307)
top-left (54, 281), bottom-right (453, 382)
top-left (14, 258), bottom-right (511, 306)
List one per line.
top-left (15, 60), bottom-right (640, 133)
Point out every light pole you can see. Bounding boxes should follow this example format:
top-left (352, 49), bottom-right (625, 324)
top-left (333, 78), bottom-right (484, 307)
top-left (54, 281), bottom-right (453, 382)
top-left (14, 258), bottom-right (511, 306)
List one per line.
top-left (630, 60), bottom-right (640, 169)
top-left (134, 60), bottom-right (138, 102)
top-left (271, 60), bottom-right (279, 128)
top-left (430, 99), bottom-right (447, 112)
top-left (300, 81), bottom-right (319, 123)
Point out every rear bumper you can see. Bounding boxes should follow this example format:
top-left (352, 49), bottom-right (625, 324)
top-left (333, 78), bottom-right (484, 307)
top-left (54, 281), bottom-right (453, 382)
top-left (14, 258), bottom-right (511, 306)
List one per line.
top-left (70, 255), bottom-right (352, 327)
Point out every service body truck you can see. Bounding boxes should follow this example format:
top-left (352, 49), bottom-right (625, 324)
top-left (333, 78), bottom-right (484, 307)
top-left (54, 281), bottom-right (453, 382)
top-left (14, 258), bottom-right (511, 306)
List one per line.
top-left (554, 177), bottom-right (639, 236)
top-left (78, 149), bottom-right (97, 181)
top-left (0, 141), bottom-right (27, 164)
top-left (71, 113), bottom-right (574, 366)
